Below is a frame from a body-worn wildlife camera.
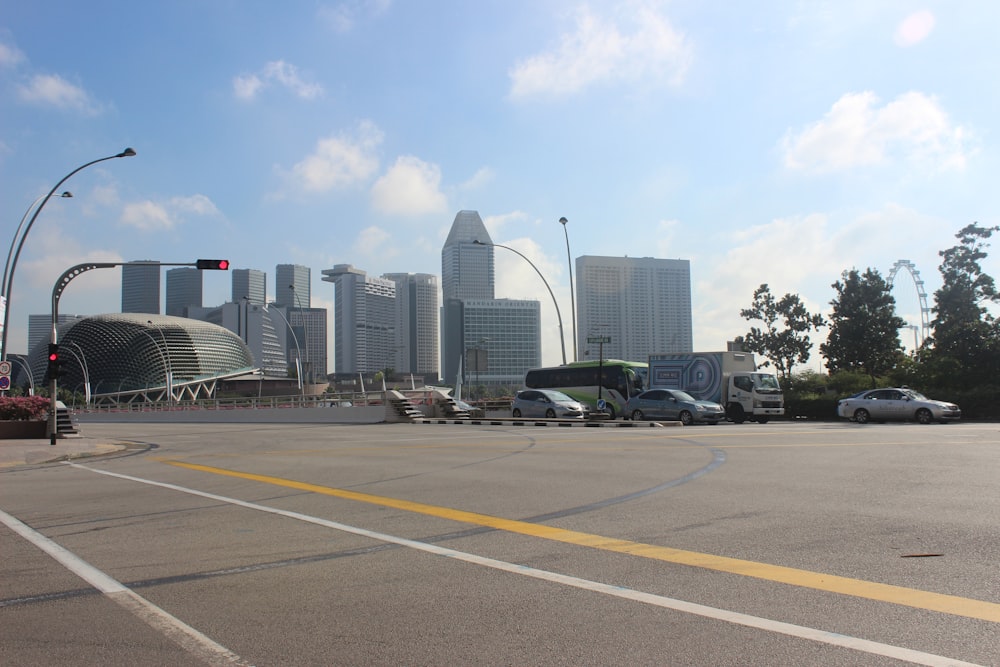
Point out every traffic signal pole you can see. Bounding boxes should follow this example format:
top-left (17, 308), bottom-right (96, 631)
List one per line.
top-left (47, 259), bottom-right (229, 444)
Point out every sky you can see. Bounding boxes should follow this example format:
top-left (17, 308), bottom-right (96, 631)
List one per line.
top-left (2, 1), bottom-right (999, 374)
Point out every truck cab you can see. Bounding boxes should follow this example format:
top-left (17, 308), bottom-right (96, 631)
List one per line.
top-left (726, 371), bottom-right (784, 423)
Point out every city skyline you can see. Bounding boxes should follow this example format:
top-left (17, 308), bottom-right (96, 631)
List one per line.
top-left (4, 4), bottom-right (999, 372)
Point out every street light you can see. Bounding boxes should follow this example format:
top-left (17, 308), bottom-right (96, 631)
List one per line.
top-left (473, 240), bottom-right (566, 365)
top-left (558, 217), bottom-right (577, 363)
top-left (264, 304), bottom-right (304, 395)
top-left (2, 147), bottom-right (136, 362)
top-left (289, 284), bottom-right (309, 384)
top-left (146, 320), bottom-right (172, 404)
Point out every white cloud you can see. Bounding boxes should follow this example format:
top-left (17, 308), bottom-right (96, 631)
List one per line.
top-left (894, 10), bottom-right (935, 47)
top-left (352, 225), bottom-right (398, 261)
top-left (508, 2), bottom-right (691, 99)
top-left (0, 41), bottom-right (25, 68)
top-left (17, 73), bottom-right (101, 114)
top-left (119, 194), bottom-right (220, 231)
top-left (459, 167), bottom-right (495, 191)
top-left (370, 156), bottom-right (448, 215)
top-left (290, 121), bottom-right (383, 192)
top-left (318, 0), bottom-right (391, 33)
top-left (781, 91), bottom-right (972, 172)
top-left (233, 60), bottom-right (322, 101)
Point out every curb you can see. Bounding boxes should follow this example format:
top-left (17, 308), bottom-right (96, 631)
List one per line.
top-left (415, 418), bottom-right (674, 427)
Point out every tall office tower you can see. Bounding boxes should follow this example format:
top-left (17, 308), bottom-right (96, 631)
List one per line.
top-left (384, 273), bottom-right (439, 377)
top-left (287, 306), bottom-right (327, 382)
top-left (321, 264), bottom-right (396, 374)
top-left (27, 314), bottom-right (82, 355)
top-left (575, 255), bottom-right (693, 362)
top-left (188, 303), bottom-right (287, 376)
top-left (232, 268), bottom-right (267, 305)
top-left (275, 264), bottom-right (310, 308)
top-left (440, 210), bottom-right (541, 388)
top-left (121, 261), bottom-right (160, 314)
top-left (442, 210), bottom-right (494, 300)
top-left (165, 268), bottom-right (203, 317)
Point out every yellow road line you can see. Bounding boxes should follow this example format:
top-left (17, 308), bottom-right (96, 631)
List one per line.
top-left (161, 459), bottom-right (1000, 623)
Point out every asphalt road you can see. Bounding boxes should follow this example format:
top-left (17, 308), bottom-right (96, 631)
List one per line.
top-left (2, 420), bottom-right (998, 666)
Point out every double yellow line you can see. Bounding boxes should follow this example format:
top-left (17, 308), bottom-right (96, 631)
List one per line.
top-left (163, 459), bottom-right (1000, 623)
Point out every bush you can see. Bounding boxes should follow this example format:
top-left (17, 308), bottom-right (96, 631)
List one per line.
top-left (0, 396), bottom-right (50, 421)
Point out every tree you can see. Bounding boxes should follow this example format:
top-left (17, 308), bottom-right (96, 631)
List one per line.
top-left (924, 223), bottom-right (1000, 387)
top-left (820, 268), bottom-right (905, 385)
top-left (740, 284), bottom-right (826, 385)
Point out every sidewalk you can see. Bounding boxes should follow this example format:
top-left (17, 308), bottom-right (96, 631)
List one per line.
top-left (0, 436), bottom-right (127, 469)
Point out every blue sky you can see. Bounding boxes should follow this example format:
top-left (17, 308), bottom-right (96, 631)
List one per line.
top-left (2, 1), bottom-right (997, 372)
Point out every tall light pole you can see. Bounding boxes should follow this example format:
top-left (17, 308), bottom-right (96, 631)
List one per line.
top-left (147, 320), bottom-right (173, 404)
top-left (3, 147), bottom-right (136, 362)
top-left (2, 191), bottom-right (72, 363)
top-left (289, 284), bottom-right (309, 384)
top-left (265, 304), bottom-right (304, 395)
top-left (558, 217), bottom-right (577, 363)
top-left (473, 239), bottom-right (566, 366)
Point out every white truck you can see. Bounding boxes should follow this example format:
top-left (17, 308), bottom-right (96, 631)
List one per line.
top-left (647, 351), bottom-right (784, 423)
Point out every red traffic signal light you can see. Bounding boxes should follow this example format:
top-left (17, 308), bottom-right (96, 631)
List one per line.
top-left (48, 343), bottom-right (60, 363)
top-left (45, 343), bottom-right (66, 383)
top-left (196, 259), bottom-right (230, 270)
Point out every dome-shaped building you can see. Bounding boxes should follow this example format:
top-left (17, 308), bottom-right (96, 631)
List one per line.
top-left (29, 314), bottom-right (255, 403)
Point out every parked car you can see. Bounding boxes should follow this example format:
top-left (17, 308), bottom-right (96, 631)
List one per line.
top-left (836, 387), bottom-right (961, 424)
top-left (511, 389), bottom-right (589, 419)
top-left (626, 389), bottom-right (725, 425)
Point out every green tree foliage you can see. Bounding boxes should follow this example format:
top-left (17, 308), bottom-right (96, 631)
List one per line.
top-left (740, 284), bottom-right (825, 385)
top-left (924, 223), bottom-right (1000, 388)
top-left (820, 268), bottom-right (905, 386)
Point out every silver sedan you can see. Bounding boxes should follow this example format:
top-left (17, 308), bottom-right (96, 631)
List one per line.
top-left (836, 387), bottom-right (961, 424)
top-left (626, 389), bottom-right (725, 425)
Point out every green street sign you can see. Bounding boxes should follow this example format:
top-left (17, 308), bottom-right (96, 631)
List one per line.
top-left (587, 336), bottom-right (611, 344)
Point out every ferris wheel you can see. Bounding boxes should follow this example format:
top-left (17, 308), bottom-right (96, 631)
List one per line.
top-left (887, 259), bottom-right (931, 348)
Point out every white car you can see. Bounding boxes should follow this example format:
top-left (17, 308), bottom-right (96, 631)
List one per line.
top-left (836, 387), bottom-right (961, 424)
top-left (511, 389), bottom-right (589, 419)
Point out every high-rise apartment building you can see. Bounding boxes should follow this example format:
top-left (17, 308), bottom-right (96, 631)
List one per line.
top-left (275, 264), bottom-right (310, 309)
top-left (322, 264), bottom-right (395, 374)
top-left (165, 268), bottom-right (203, 317)
top-left (121, 261), bottom-right (160, 314)
top-left (232, 269), bottom-right (267, 305)
top-left (384, 273), bottom-right (439, 376)
top-left (575, 255), bottom-right (693, 362)
top-left (441, 210), bottom-right (541, 387)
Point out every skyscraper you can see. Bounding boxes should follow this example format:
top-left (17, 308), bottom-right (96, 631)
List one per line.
top-left (441, 210), bottom-right (541, 387)
top-left (275, 264), bottom-right (310, 309)
top-left (232, 268), bottom-right (267, 305)
top-left (121, 261), bottom-right (160, 314)
top-left (384, 272), bottom-right (439, 377)
top-left (575, 255), bottom-right (693, 362)
top-left (165, 268), bottom-right (203, 317)
top-left (322, 264), bottom-right (396, 374)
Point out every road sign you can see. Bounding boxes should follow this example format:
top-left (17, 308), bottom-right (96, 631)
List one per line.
top-left (0, 360), bottom-right (11, 376)
top-left (0, 376), bottom-right (10, 390)
top-left (587, 336), bottom-right (611, 344)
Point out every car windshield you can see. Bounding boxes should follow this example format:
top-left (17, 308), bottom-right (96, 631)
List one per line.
top-left (752, 373), bottom-right (782, 392)
top-left (902, 389), bottom-right (928, 401)
top-left (542, 390), bottom-right (575, 402)
top-left (671, 390), bottom-right (696, 402)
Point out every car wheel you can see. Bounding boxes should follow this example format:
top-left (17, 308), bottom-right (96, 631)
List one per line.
top-left (631, 409), bottom-right (645, 421)
top-left (915, 408), bottom-right (933, 424)
top-left (679, 410), bottom-right (693, 426)
top-left (854, 408), bottom-right (870, 424)
top-left (512, 408), bottom-right (522, 418)
top-left (727, 404), bottom-right (745, 424)
top-left (605, 405), bottom-right (616, 420)
top-left (545, 408), bottom-right (556, 418)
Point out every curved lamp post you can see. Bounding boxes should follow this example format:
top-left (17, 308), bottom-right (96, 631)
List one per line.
top-left (289, 284), bottom-right (309, 384)
top-left (473, 239), bottom-right (566, 365)
top-left (264, 304), bottom-right (304, 395)
top-left (146, 320), bottom-right (173, 404)
top-left (558, 217), bottom-right (577, 363)
top-left (2, 148), bottom-right (135, 362)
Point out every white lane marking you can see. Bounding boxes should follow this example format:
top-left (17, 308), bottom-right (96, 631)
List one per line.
top-left (0, 507), bottom-right (251, 667)
top-left (66, 462), bottom-right (982, 667)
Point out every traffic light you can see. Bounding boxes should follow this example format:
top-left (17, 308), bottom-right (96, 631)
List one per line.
top-left (196, 259), bottom-right (230, 270)
top-left (44, 344), bottom-right (66, 383)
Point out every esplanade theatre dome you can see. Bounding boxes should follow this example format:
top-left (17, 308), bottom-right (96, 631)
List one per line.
top-left (29, 313), bottom-right (254, 399)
